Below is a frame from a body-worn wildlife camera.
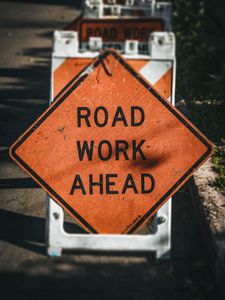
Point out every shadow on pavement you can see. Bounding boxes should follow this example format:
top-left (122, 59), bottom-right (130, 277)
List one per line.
top-left (0, 178), bottom-right (40, 188)
top-left (0, 0), bottom-right (82, 9)
top-left (0, 187), bottom-right (217, 300)
top-left (0, 63), bottom-right (50, 148)
top-left (0, 209), bottom-right (46, 254)
top-left (0, 209), bottom-right (86, 255)
top-left (0, 258), bottom-right (168, 300)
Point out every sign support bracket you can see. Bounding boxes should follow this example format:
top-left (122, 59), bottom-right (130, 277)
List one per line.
top-left (46, 195), bottom-right (172, 259)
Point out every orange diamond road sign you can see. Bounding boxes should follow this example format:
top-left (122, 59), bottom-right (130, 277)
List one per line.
top-left (10, 50), bottom-right (213, 234)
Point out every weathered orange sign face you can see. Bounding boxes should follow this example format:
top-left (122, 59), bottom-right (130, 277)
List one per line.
top-left (53, 58), bottom-right (93, 100)
top-left (10, 50), bottom-right (213, 234)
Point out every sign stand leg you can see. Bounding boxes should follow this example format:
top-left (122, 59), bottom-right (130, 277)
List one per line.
top-left (46, 196), bottom-right (171, 258)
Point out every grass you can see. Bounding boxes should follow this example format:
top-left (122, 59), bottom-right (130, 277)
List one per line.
top-left (172, 0), bottom-right (225, 191)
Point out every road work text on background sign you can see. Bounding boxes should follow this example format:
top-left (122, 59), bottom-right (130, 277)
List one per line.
top-left (79, 19), bottom-right (164, 51)
top-left (10, 50), bottom-right (213, 234)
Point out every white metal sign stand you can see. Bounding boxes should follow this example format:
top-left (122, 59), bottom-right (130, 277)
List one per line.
top-left (46, 0), bottom-right (176, 259)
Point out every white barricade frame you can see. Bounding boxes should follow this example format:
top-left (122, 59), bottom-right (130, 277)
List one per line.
top-left (46, 30), bottom-right (176, 259)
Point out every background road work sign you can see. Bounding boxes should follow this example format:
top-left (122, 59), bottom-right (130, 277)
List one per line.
top-left (79, 19), bottom-right (164, 51)
top-left (10, 50), bottom-right (213, 234)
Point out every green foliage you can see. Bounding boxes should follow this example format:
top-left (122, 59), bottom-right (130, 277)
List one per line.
top-left (173, 0), bottom-right (225, 100)
top-left (173, 0), bottom-right (225, 190)
top-left (212, 143), bottom-right (225, 190)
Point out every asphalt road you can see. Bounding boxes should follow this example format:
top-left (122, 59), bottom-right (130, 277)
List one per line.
top-left (0, 1), bottom-right (216, 299)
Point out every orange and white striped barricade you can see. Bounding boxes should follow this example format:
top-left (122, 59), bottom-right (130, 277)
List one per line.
top-left (46, 21), bottom-right (176, 258)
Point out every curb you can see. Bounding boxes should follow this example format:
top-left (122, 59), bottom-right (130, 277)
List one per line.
top-left (188, 162), bottom-right (225, 300)
top-left (176, 99), bottom-right (225, 299)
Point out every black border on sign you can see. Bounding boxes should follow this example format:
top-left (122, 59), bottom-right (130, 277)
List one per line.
top-left (10, 50), bottom-right (212, 234)
top-left (53, 59), bottom-right (93, 103)
top-left (79, 18), bottom-right (165, 48)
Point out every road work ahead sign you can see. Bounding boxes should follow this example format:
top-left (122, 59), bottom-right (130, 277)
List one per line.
top-left (10, 50), bottom-right (213, 234)
top-left (79, 19), bottom-right (164, 52)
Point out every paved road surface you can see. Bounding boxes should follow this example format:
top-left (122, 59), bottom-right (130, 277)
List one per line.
top-left (0, 1), bottom-right (216, 299)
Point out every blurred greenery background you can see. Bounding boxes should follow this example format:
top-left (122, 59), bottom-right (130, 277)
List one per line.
top-left (172, 0), bottom-right (225, 190)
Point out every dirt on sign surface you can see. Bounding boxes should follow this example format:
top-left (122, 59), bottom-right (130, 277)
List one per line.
top-left (10, 50), bottom-right (213, 234)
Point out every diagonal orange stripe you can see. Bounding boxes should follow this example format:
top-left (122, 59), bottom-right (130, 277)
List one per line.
top-left (153, 68), bottom-right (172, 100)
